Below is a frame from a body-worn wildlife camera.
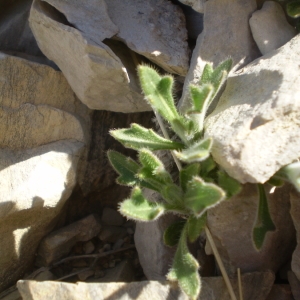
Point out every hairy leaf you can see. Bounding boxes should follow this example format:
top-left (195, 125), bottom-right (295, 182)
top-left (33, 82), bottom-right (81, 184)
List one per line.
top-left (187, 214), bottom-right (207, 243)
top-left (174, 138), bottom-right (213, 163)
top-left (287, 0), bottom-right (300, 18)
top-left (110, 123), bottom-right (184, 151)
top-left (276, 161), bottom-right (300, 192)
top-left (119, 187), bottom-right (165, 221)
top-left (252, 184), bottom-right (276, 250)
top-left (189, 84), bottom-right (214, 113)
top-left (184, 177), bottom-right (226, 216)
top-left (138, 66), bottom-right (179, 122)
top-left (163, 220), bottom-right (186, 247)
top-left (200, 156), bottom-right (217, 176)
top-left (167, 226), bottom-right (200, 300)
top-left (180, 163), bottom-right (201, 192)
top-left (217, 170), bottom-right (242, 198)
top-left (107, 150), bottom-right (139, 186)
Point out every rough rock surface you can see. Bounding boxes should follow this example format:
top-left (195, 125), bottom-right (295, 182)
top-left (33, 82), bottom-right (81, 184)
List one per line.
top-left (134, 213), bottom-right (179, 280)
top-left (250, 1), bottom-right (297, 55)
top-left (205, 35), bottom-right (300, 183)
top-left (17, 272), bottom-right (274, 300)
top-left (29, 0), bottom-right (150, 112)
top-left (290, 191), bottom-right (300, 281)
top-left (41, 0), bottom-right (118, 42)
top-left (36, 214), bottom-right (101, 266)
top-left (179, 0), bottom-right (260, 113)
top-left (178, 0), bottom-right (207, 13)
top-left (266, 284), bottom-right (294, 300)
top-left (0, 141), bottom-right (83, 292)
top-left (104, 0), bottom-right (189, 75)
top-left (0, 53), bottom-right (89, 292)
top-left (288, 270), bottom-right (300, 300)
top-left (206, 184), bottom-right (295, 276)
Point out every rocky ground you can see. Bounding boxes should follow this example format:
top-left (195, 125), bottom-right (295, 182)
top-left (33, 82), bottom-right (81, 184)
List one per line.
top-left (0, 0), bottom-right (300, 299)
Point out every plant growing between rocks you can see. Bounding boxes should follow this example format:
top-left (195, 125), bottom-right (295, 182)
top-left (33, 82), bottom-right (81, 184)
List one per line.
top-left (107, 59), bottom-right (300, 299)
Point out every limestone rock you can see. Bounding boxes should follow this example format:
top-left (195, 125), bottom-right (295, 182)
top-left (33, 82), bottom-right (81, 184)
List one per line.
top-left (179, 0), bottom-right (260, 113)
top-left (266, 284), bottom-right (294, 300)
top-left (36, 214), bottom-right (101, 266)
top-left (205, 35), bottom-right (300, 183)
top-left (250, 1), bottom-right (297, 55)
top-left (288, 271), bottom-right (300, 300)
top-left (0, 53), bottom-right (90, 292)
top-left (29, 0), bottom-right (150, 112)
top-left (206, 184), bottom-right (295, 276)
top-left (0, 140), bottom-right (84, 292)
top-left (290, 191), bottom-right (300, 282)
top-left (17, 272), bottom-right (274, 300)
top-left (0, 0), bottom-right (43, 57)
top-left (178, 0), bottom-right (207, 13)
top-left (134, 213), bottom-right (179, 280)
top-left (104, 0), bottom-right (189, 75)
top-left (41, 0), bottom-right (118, 42)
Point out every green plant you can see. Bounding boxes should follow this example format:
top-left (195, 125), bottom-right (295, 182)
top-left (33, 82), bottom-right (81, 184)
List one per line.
top-left (108, 60), bottom-right (242, 299)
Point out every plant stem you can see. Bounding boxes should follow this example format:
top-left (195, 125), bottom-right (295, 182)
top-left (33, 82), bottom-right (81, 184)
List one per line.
top-left (205, 226), bottom-right (237, 300)
top-left (154, 110), bottom-right (182, 171)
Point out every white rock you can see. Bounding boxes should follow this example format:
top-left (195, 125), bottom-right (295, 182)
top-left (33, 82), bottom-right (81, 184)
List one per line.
top-left (104, 0), bottom-right (189, 76)
top-left (0, 140), bottom-right (84, 292)
top-left (206, 184), bottom-right (295, 276)
top-left (178, 0), bottom-right (207, 13)
top-left (29, 0), bottom-right (150, 112)
top-left (205, 34), bottom-right (300, 183)
top-left (17, 272), bottom-right (275, 300)
top-left (250, 1), bottom-right (297, 55)
top-left (41, 0), bottom-right (118, 42)
top-left (179, 0), bottom-right (260, 113)
top-left (290, 191), bottom-right (300, 282)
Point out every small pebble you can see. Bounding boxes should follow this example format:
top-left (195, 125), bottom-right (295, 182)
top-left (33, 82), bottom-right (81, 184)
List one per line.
top-left (126, 228), bottom-right (134, 235)
top-left (83, 241), bottom-right (95, 254)
top-left (113, 239), bottom-right (124, 250)
top-left (77, 269), bottom-right (95, 281)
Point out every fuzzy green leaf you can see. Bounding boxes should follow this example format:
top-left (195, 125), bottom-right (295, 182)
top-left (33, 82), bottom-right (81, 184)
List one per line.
top-left (167, 226), bottom-right (200, 300)
top-left (163, 220), bottom-right (186, 247)
top-left (138, 149), bottom-right (173, 183)
top-left (217, 170), bottom-right (242, 198)
top-left (286, 1), bottom-right (300, 18)
top-left (174, 138), bottom-right (213, 163)
top-left (180, 163), bottom-right (201, 192)
top-left (138, 66), bottom-right (179, 123)
top-left (200, 64), bottom-right (214, 85)
top-left (200, 156), bottom-right (217, 176)
top-left (276, 162), bottom-right (300, 192)
top-left (189, 84), bottom-right (214, 113)
top-left (252, 184), bottom-right (276, 250)
top-left (184, 177), bottom-right (226, 216)
top-left (119, 187), bottom-right (165, 221)
top-left (267, 176), bottom-right (284, 187)
top-left (107, 150), bottom-right (139, 186)
top-left (187, 214), bottom-right (207, 243)
top-left (110, 123), bottom-right (184, 151)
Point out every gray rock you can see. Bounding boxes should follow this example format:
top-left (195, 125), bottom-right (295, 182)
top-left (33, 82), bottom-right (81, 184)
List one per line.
top-left (205, 35), bottom-right (300, 183)
top-left (250, 1), bottom-right (297, 55)
top-left (0, 0), bottom-right (43, 57)
top-left (0, 141), bottom-right (83, 292)
top-left (134, 212), bottom-right (179, 280)
top-left (29, 0), bottom-right (150, 112)
top-left (266, 284), bottom-right (294, 300)
top-left (288, 271), bottom-right (300, 300)
top-left (179, 0), bottom-right (260, 113)
top-left (83, 241), bottom-right (95, 255)
top-left (178, 0), bottom-right (207, 13)
top-left (206, 184), bottom-right (295, 276)
top-left (36, 214), bottom-right (101, 266)
top-left (290, 191), bottom-right (300, 281)
top-left (104, 0), bottom-right (189, 75)
top-left (41, 0), bottom-right (118, 42)
top-left (101, 207), bottom-right (125, 226)
top-left (98, 225), bottom-right (128, 244)
top-left (17, 271), bottom-right (274, 300)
